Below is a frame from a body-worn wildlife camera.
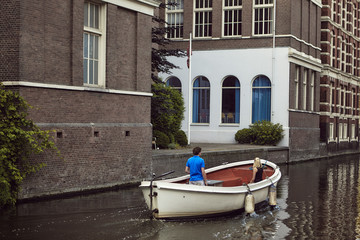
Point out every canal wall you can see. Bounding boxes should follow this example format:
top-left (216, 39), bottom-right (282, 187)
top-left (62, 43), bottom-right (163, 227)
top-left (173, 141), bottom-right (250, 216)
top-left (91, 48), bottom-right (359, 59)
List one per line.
top-left (151, 146), bottom-right (289, 179)
top-left (17, 143), bottom-right (360, 202)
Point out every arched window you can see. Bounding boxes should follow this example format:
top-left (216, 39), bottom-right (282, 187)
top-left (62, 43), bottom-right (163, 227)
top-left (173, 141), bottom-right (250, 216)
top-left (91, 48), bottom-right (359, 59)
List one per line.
top-left (252, 75), bottom-right (271, 123)
top-left (193, 76), bottom-right (210, 123)
top-left (222, 76), bottom-right (240, 123)
top-left (166, 76), bottom-right (182, 92)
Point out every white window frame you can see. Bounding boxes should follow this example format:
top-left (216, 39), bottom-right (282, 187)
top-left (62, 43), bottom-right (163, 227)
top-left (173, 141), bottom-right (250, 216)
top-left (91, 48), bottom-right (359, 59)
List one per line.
top-left (166, 0), bottom-right (184, 39)
top-left (351, 124), bottom-right (356, 140)
top-left (330, 82), bottom-right (334, 113)
top-left (194, 0), bottom-right (213, 38)
top-left (83, 1), bottom-right (106, 87)
top-left (344, 123), bottom-right (348, 140)
top-left (339, 123), bottom-right (343, 140)
top-left (295, 66), bottom-right (299, 109)
top-left (329, 122), bottom-right (334, 141)
top-left (353, 44), bottom-right (357, 76)
top-left (310, 72), bottom-right (315, 111)
top-left (303, 69), bottom-right (307, 110)
top-left (222, 0), bottom-right (242, 37)
top-left (331, 32), bottom-right (335, 67)
top-left (253, 0), bottom-right (274, 36)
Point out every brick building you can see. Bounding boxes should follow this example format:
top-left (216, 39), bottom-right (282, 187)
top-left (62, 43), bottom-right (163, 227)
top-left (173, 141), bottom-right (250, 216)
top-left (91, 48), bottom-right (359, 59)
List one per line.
top-left (160, 0), bottom-right (328, 161)
top-left (1, 0), bottom-right (158, 199)
top-left (320, 0), bottom-right (360, 152)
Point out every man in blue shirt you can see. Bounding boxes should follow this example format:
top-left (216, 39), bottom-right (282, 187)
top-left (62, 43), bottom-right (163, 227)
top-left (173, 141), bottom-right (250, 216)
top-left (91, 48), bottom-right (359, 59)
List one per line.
top-left (185, 147), bottom-right (208, 186)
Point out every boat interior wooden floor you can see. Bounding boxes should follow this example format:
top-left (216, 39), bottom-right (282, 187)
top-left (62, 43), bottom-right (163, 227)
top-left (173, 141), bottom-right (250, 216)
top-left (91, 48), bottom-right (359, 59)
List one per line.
top-left (174, 165), bottom-right (275, 187)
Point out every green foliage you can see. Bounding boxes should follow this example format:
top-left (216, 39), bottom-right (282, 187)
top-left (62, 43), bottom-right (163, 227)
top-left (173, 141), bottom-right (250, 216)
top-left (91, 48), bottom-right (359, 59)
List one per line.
top-left (235, 128), bottom-right (254, 144)
top-left (250, 121), bottom-right (284, 145)
top-left (0, 84), bottom-right (58, 207)
top-left (235, 121), bottom-right (284, 146)
top-left (168, 143), bottom-right (177, 149)
top-left (174, 130), bottom-right (188, 147)
top-left (151, 83), bottom-right (185, 144)
top-left (153, 130), bottom-right (170, 149)
top-left (151, 2), bottom-right (186, 83)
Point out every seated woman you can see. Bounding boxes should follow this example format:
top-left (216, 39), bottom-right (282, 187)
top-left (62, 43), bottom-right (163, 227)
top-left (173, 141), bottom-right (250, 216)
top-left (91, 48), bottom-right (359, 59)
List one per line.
top-left (249, 157), bottom-right (263, 183)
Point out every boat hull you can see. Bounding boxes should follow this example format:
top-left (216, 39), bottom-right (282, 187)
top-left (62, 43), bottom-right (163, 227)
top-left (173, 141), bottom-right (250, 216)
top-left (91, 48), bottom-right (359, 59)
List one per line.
top-left (140, 160), bottom-right (281, 219)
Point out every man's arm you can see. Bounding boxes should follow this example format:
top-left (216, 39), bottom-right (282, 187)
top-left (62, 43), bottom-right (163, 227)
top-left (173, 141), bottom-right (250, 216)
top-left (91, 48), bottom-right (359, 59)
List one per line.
top-left (201, 167), bottom-right (208, 186)
top-left (185, 166), bottom-right (190, 173)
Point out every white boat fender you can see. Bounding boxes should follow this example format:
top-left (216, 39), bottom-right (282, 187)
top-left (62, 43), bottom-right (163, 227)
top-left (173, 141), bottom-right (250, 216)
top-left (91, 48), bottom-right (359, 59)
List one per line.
top-left (245, 193), bottom-right (255, 214)
top-left (269, 184), bottom-right (277, 207)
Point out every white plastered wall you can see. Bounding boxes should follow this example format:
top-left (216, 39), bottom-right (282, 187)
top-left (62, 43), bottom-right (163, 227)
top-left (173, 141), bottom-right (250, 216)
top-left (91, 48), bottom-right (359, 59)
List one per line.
top-left (159, 47), bottom-right (290, 146)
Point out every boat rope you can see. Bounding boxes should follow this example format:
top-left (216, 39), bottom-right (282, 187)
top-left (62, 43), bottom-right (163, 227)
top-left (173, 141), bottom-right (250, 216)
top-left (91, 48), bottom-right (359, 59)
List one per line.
top-left (245, 183), bottom-right (252, 194)
top-left (262, 159), bottom-right (275, 186)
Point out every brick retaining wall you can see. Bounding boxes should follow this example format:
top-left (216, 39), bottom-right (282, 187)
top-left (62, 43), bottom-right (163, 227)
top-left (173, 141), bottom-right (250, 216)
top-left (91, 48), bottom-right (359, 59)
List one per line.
top-left (150, 147), bottom-right (289, 179)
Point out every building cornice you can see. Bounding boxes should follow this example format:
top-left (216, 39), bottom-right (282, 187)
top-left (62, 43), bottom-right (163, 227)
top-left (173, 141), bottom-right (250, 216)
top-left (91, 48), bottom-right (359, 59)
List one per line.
top-left (288, 48), bottom-right (323, 72)
top-left (320, 67), bottom-right (360, 85)
top-left (311, 0), bottom-right (322, 8)
top-left (1, 81), bottom-right (153, 97)
top-left (102, 0), bottom-right (159, 16)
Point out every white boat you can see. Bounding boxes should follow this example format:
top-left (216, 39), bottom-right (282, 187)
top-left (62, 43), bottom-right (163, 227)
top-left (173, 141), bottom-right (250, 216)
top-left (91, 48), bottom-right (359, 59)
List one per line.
top-left (139, 159), bottom-right (281, 219)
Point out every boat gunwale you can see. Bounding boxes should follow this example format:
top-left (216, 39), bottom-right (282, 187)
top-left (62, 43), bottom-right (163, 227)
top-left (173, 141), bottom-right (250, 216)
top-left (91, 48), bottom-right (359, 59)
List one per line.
top-left (140, 160), bottom-right (281, 194)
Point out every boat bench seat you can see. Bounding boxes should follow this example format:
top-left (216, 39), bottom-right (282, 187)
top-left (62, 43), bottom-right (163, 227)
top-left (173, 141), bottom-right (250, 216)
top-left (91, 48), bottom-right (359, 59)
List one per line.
top-left (220, 176), bottom-right (243, 187)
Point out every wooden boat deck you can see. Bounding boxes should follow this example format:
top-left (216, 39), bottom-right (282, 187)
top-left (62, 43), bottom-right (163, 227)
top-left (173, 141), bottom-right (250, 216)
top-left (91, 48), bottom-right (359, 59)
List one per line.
top-left (174, 164), bottom-right (275, 187)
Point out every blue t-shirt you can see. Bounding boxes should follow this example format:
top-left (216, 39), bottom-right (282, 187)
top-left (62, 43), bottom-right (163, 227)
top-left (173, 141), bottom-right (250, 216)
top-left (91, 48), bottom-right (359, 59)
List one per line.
top-left (186, 155), bottom-right (205, 181)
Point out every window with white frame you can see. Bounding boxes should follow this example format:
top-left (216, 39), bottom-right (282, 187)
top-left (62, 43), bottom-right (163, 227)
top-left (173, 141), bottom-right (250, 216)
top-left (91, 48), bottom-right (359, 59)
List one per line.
top-left (253, 0), bottom-right (273, 35)
top-left (341, 38), bottom-right (345, 71)
top-left (223, 0), bottom-right (242, 37)
top-left (295, 66), bottom-right (300, 109)
top-left (166, 76), bottom-right (182, 93)
top-left (194, 0), bottom-right (213, 38)
top-left (330, 82), bottom-right (333, 113)
top-left (352, 89), bottom-right (356, 115)
top-left (353, 44), bottom-right (357, 76)
top-left (252, 75), bottom-right (271, 123)
top-left (344, 123), bottom-right (348, 139)
top-left (166, 0), bottom-right (184, 39)
top-left (331, 32), bottom-right (336, 67)
top-left (329, 122), bottom-right (334, 140)
top-left (342, 86), bottom-right (346, 114)
top-left (222, 76), bottom-right (240, 124)
top-left (83, 2), bottom-right (106, 86)
top-left (310, 72), bottom-right (315, 111)
top-left (339, 123), bottom-right (343, 140)
top-left (193, 76), bottom-right (210, 123)
top-left (303, 69), bottom-right (307, 110)
top-left (351, 124), bottom-right (356, 140)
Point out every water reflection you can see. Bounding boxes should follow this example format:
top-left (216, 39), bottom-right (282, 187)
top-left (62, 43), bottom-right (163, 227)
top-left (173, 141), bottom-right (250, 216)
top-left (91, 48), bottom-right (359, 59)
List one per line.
top-left (0, 155), bottom-right (359, 239)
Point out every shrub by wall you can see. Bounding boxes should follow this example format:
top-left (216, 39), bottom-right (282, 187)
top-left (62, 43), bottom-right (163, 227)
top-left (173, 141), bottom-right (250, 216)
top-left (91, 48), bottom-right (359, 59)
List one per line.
top-left (235, 121), bottom-right (284, 146)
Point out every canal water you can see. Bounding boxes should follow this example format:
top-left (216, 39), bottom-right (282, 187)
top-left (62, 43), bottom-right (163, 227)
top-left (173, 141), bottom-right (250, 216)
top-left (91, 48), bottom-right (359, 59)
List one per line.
top-left (1, 155), bottom-right (360, 240)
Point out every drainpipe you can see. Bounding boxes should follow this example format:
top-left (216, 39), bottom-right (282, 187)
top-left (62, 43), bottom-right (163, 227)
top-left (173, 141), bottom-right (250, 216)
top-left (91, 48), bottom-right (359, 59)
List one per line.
top-left (187, 33), bottom-right (192, 145)
top-left (271, 0), bottom-right (276, 123)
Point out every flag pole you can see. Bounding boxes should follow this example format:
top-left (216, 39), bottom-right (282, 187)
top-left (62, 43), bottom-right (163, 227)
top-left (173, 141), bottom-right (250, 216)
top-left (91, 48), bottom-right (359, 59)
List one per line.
top-left (187, 33), bottom-right (192, 145)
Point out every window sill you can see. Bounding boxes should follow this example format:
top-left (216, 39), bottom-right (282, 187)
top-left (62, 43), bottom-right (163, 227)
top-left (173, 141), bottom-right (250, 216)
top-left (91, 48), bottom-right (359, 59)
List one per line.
top-left (219, 124), bottom-right (240, 127)
top-left (191, 123), bottom-right (210, 126)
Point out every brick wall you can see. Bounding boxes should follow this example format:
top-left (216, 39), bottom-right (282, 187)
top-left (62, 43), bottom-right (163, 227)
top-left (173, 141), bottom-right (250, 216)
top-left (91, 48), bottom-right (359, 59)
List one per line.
top-left (0, 0), bottom-right (154, 199)
top-left (0, 0), bottom-right (20, 82)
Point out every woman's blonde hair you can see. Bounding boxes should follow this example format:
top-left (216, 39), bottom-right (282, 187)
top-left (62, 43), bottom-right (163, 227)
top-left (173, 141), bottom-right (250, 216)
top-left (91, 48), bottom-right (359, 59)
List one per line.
top-left (253, 157), bottom-right (262, 168)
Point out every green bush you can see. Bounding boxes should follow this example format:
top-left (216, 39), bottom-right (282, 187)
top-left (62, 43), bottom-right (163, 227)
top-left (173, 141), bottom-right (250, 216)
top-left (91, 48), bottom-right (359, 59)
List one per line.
top-left (168, 143), bottom-right (177, 149)
top-left (250, 120), bottom-right (284, 145)
top-left (235, 128), bottom-right (254, 144)
top-left (151, 83), bottom-right (185, 138)
top-left (174, 130), bottom-right (188, 147)
top-left (153, 130), bottom-right (170, 149)
top-left (0, 83), bottom-right (58, 207)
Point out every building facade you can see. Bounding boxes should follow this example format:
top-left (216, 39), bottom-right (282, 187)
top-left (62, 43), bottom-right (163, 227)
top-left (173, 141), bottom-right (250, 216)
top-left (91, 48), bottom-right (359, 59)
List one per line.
top-left (160, 0), bottom-right (327, 161)
top-left (1, 0), bottom-right (157, 199)
top-left (320, 0), bottom-right (360, 153)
